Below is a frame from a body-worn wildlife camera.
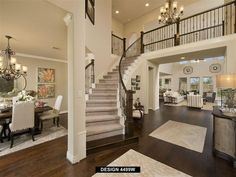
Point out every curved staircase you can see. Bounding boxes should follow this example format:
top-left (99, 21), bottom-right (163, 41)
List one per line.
top-left (86, 56), bottom-right (137, 141)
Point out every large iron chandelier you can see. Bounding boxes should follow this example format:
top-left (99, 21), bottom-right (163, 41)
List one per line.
top-left (0, 35), bottom-right (27, 81)
top-left (158, 0), bottom-right (184, 25)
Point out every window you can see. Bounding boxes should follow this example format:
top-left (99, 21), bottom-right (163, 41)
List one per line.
top-left (179, 77), bottom-right (187, 92)
top-left (203, 76), bottom-right (213, 92)
top-left (190, 77), bottom-right (200, 92)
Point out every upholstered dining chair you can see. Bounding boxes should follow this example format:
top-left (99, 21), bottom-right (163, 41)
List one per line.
top-left (0, 125), bottom-right (3, 143)
top-left (39, 95), bottom-right (63, 130)
top-left (9, 101), bottom-right (35, 148)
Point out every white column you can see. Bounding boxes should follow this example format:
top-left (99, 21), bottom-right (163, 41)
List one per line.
top-left (64, 2), bottom-right (86, 164)
top-left (154, 65), bottom-right (160, 110)
top-left (225, 42), bottom-right (236, 74)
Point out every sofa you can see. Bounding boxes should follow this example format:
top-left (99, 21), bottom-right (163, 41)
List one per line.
top-left (187, 95), bottom-right (203, 108)
top-left (163, 91), bottom-right (185, 104)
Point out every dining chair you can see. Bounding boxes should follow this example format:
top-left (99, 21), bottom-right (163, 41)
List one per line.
top-left (9, 101), bottom-right (35, 148)
top-left (0, 125), bottom-right (3, 143)
top-left (39, 95), bottom-right (63, 130)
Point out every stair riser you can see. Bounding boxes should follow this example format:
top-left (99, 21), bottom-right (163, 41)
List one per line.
top-left (99, 80), bottom-right (118, 84)
top-left (89, 95), bottom-right (117, 100)
top-left (96, 84), bottom-right (118, 88)
top-left (107, 72), bottom-right (118, 75)
top-left (86, 110), bottom-right (118, 116)
top-left (103, 75), bottom-right (119, 79)
top-left (86, 119), bottom-right (120, 126)
top-left (121, 60), bottom-right (135, 65)
top-left (87, 129), bottom-right (123, 142)
top-left (92, 90), bottom-right (117, 94)
top-left (86, 102), bottom-right (117, 107)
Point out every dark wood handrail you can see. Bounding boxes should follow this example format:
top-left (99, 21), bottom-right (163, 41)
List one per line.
top-left (112, 34), bottom-right (124, 41)
top-left (85, 59), bottom-right (94, 70)
top-left (119, 38), bottom-right (141, 93)
top-left (144, 23), bottom-right (175, 35)
top-left (144, 0), bottom-right (235, 35)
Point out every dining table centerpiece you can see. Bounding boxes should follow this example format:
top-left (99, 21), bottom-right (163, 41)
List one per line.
top-left (16, 90), bottom-right (35, 103)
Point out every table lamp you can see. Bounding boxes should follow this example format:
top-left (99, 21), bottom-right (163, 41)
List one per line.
top-left (216, 74), bottom-right (236, 108)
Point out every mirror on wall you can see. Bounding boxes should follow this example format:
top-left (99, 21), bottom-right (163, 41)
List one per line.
top-left (0, 77), bottom-right (27, 98)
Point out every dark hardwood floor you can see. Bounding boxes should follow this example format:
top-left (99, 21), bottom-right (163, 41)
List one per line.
top-left (0, 103), bottom-right (236, 177)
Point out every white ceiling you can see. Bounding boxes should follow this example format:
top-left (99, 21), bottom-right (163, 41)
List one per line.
top-left (0, 0), bottom-right (67, 60)
top-left (112, 0), bottom-right (198, 24)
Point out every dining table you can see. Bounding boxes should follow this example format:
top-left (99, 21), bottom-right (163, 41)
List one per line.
top-left (0, 106), bottom-right (53, 135)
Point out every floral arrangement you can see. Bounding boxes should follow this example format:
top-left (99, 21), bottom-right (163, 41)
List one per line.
top-left (16, 90), bottom-right (35, 103)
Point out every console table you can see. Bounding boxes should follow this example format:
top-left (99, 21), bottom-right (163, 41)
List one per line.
top-left (212, 106), bottom-right (236, 168)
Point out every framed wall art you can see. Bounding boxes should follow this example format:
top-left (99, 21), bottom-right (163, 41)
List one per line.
top-left (37, 84), bottom-right (55, 99)
top-left (38, 68), bottom-right (55, 83)
top-left (37, 67), bottom-right (55, 99)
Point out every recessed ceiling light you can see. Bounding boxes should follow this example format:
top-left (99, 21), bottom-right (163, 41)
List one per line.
top-left (115, 10), bottom-right (119, 14)
top-left (181, 56), bottom-right (185, 60)
top-left (145, 3), bottom-right (150, 7)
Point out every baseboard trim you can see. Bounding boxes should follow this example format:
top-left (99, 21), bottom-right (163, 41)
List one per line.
top-left (66, 131), bottom-right (86, 164)
top-left (66, 151), bottom-right (81, 164)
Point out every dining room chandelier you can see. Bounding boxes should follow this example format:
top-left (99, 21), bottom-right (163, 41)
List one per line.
top-left (0, 35), bottom-right (27, 81)
top-left (158, 0), bottom-right (184, 25)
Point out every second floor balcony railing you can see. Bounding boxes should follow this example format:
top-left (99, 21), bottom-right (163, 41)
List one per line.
top-left (112, 33), bottom-right (126, 56)
top-left (141, 0), bottom-right (236, 53)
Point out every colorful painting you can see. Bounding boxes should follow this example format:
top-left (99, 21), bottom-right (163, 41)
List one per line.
top-left (38, 68), bottom-right (55, 83)
top-left (37, 84), bottom-right (55, 99)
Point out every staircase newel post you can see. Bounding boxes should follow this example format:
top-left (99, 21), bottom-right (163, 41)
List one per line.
top-left (123, 38), bottom-right (126, 57)
top-left (140, 31), bottom-right (144, 53)
top-left (91, 59), bottom-right (95, 84)
top-left (125, 90), bottom-right (134, 136)
top-left (174, 19), bottom-right (180, 46)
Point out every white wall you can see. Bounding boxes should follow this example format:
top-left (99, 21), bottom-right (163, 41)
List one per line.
top-left (124, 0), bottom-right (224, 40)
top-left (159, 63), bottom-right (173, 75)
top-left (112, 17), bottom-right (124, 38)
top-left (15, 56), bottom-right (68, 112)
top-left (160, 59), bottom-right (225, 95)
top-left (85, 0), bottom-right (114, 80)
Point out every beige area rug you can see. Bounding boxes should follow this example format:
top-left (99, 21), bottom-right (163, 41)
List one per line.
top-left (164, 100), bottom-right (216, 111)
top-left (93, 149), bottom-right (191, 177)
top-left (0, 126), bottom-right (67, 157)
top-left (149, 121), bottom-right (207, 153)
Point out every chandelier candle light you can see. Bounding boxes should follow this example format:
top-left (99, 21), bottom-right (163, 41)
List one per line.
top-left (158, 0), bottom-right (184, 25)
top-left (0, 35), bottom-right (27, 81)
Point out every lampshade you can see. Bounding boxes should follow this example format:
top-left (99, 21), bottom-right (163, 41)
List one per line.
top-left (216, 74), bottom-right (236, 88)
